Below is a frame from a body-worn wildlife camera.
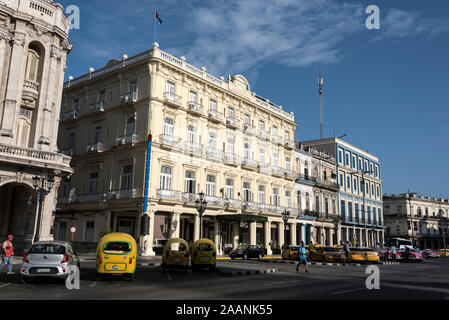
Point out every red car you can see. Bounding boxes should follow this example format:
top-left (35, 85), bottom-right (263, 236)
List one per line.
top-left (380, 248), bottom-right (401, 260)
top-left (397, 248), bottom-right (423, 262)
top-left (422, 249), bottom-right (439, 258)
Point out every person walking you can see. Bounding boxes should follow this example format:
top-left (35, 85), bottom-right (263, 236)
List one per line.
top-left (391, 245), bottom-right (397, 261)
top-left (375, 242), bottom-right (382, 256)
top-left (308, 241), bottom-right (315, 261)
top-left (344, 241), bottom-right (350, 264)
top-left (384, 246), bottom-right (389, 261)
top-left (296, 241), bottom-right (309, 273)
top-left (0, 235), bottom-right (14, 275)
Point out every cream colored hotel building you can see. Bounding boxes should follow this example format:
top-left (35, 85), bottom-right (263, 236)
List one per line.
top-left (55, 42), bottom-right (304, 255)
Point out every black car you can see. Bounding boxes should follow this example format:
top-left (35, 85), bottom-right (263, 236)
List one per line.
top-left (229, 245), bottom-right (265, 260)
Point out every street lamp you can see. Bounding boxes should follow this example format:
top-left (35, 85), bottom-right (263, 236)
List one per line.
top-left (195, 191), bottom-right (207, 239)
top-left (282, 209), bottom-right (290, 246)
top-left (438, 205), bottom-right (447, 258)
top-left (32, 172), bottom-right (55, 243)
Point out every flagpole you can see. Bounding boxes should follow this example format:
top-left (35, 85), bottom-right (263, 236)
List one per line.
top-left (154, 9), bottom-right (157, 43)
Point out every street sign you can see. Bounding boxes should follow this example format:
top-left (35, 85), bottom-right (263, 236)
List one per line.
top-left (70, 226), bottom-right (76, 233)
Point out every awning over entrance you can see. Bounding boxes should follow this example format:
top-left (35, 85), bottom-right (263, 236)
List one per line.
top-left (216, 214), bottom-right (268, 223)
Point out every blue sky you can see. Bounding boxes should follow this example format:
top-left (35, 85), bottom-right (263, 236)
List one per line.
top-left (59, 0), bottom-right (449, 197)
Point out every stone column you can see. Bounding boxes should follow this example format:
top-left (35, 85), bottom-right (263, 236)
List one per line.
top-left (214, 221), bottom-right (221, 255)
top-left (193, 214), bottom-right (200, 241)
top-left (232, 223), bottom-right (239, 249)
top-left (0, 33), bottom-right (25, 140)
top-left (309, 225), bottom-right (315, 244)
top-left (291, 222), bottom-right (297, 245)
top-left (1, 185), bottom-right (13, 235)
top-left (278, 222), bottom-right (284, 246)
top-left (249, 221), bottom-right (257, 245)
top-left (336, 225), bottom-right (341, 245)
top-left (105, 210), bottom-right (112, 231)
top-left (264, 221), bottom-right (272, 255)
top-left (0, 35), bottom-right (9, 96)
top-left (365, 229), bottom-right (369, 247)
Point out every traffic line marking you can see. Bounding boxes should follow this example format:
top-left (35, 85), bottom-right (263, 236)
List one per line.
top-left (263, 280), bottom-right (303, 286)
top-left (90, 281), bottom-right (97, 288)
top-left (332, 287), bottom-right (364, 295)
top-left (167, 273), bottom-right (172, 281)
top-left (0, 283), bottom-right (11, 289)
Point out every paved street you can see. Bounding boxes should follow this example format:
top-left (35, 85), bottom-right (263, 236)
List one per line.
top-left (0, 258), bottom-right (448, 300)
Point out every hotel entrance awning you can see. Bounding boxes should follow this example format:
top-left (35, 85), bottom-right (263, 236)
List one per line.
top-left (216, 214), bottom-right (268, 223)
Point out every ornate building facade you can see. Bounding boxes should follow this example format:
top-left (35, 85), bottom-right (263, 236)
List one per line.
top-left (0, 0), bottom-right (72, 253)
top-left (54, 42), bottom-right (301, 255)
top-left (384, 193), bottom-right (449, 250)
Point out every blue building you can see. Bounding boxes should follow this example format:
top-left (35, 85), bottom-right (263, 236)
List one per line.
top-left (300, 138), bottom-right (385, 247)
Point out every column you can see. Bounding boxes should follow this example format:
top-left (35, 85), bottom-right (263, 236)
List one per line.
top-left (309, 225), bottom-right (315, 244)
top-left (365, 229), bottom-right (369, 247)
top-left (193, 214), bottom-right (200, 241)
top-left (278, 222), bottom-right (284, 246)
top-left (291, 223), bottom-right (297, 245)
top-left (105, 210), bottom-right (112, 231)
top-left (214, 221), bottom-right (221, 255)
top-left (249, 221), bottom-right (257, 245)
top-left (0, 36), bottom-right (8, 96)
top-left (302, 224), bottom-right (306, 244)
top-left (0, 34), bottom-right (25, 139)
top-left (336, 225), bottom-right (341, 245)
top-left (232, 223), bottom-right (239, 249)
top-left (1, 185), bottom-right (13, 235)
top-left (169, 212), bottom-right (181, 239)
top-left (264, 221), bottom-right (272, 255)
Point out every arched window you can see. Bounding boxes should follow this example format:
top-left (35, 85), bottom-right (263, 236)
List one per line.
top-left (160, 166), bottom-right (172, 190)
top-left (243, 182), bottom-right (251, 202)
top-left (25, 46), bottom-right (41, 83)
top-left (164, 117), bottom-right (174, 136)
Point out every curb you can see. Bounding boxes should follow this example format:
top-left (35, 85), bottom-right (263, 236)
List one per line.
top-left (217, 268), bottom-right (279, 277)
top-left (258, 259), bottom-right (363, 267)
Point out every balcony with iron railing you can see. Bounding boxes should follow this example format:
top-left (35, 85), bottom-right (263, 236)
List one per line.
top-left (284, 139), bottom-right (295, 149)
top-left (242, 202), bottom-right (259, 212)
top-left (241, 157), bottom-right (258, 170)
top-left (120, 91), bottom-right (137, 104)
top-left (224, 199), bottom-right (243, 210)
top-left (271, 135), bottom-right (283, 145)
top-left (157, 189), bottom-right (182, 202)
top-left (225, 117), bottom-right (240, 129)
top-left (271, 166), bottom-right (285, 177)
top-left (62, 147), bottom-right (76, 157)
top-left (187, 101), bottom-right (204, 116)
top-left (62, 109), bottom-right (79, 121)
top-left (183, 141), bottom-right (203, 156)
top-left (284, 169), bottom-right (297, 180)
top-left (204, 147), bottom-right (223, 162)
top-left (315, 177), bottom-right (340, 190)
top-left (116, 134), bottom-right (138, 146)
top-left (159, 134), bottom-right (181, 149)
top-left (208, 109), bottom-right (224, 123)
top-left (205, 195), bottom-right (225, 207)
top-left (243, 124), bottom-right (256, 136)
top-left (258, 129), bottom-right (269, 141)
top-left (297, 173), bottom-right (317, 183)
top-left (258, 164), bottom-right (272, 175)
top-left (75, 193), bottom-right (107, 203)
top-left (163, 92), bottom-right (182, 108)
top-left (89, 101), bottom-right (105, 113)
top-left (108, 189), bottom-right (137, 200)
top-left (224, 152), bottom-right (241, 166)
top-left (183, 192), bottom-right (198, 203)
top-left (86, 142), bottom-right (106, 153)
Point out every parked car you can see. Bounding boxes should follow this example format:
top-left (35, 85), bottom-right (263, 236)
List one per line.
top-left (162, 238), bottom-right (190, 273)
top-left (363, 248), bottom-right (380, 263)
top-left (229, 245), bottom-right (264, 260)
top-left (421, 249), bottom-right (439, 258)
top-left (348, 248), bottom-right (379, 263)
top-left (437, 249), bottom-right (449, 257)
top-left (281, 245), bottom-right (300, 260)
top-left (311, 246), bottom-right (345, 263)
top-left (21, 241), bottom-right (80, 282)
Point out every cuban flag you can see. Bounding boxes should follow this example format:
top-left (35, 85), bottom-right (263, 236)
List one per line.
top-left (156, 10), bottom-right (163, 24)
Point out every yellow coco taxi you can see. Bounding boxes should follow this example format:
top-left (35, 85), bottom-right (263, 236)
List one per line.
top-left (363, 248), bottom-right (380, 263)
top-left (162, 238), bottom-right (190, 273)
top-left (191, 239), bottom-right (216, 271)
top-left (282, 245), bottom-right (300, 260)
top-left (311, 246), bottom-right (345, 262)
top-left (96, 233), bottom-right (137, 281)
top-left (437, 249), bottom-right (449, 257)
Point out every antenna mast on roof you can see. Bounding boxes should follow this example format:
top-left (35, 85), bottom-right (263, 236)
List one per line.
top-left (318, 72), bottom-right (324, 139)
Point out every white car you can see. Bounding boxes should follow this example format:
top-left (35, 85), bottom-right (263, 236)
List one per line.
top-left (20, 241), bottom-right (81, 282)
